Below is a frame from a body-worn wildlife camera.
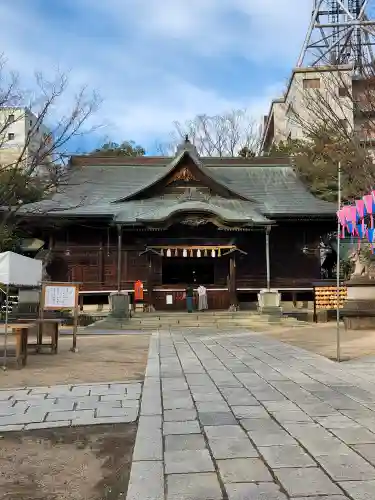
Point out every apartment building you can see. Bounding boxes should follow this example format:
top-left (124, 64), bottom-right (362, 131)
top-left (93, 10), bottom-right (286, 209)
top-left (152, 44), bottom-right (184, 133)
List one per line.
top-left (0, 107), bottom-right (52, 172)
top-left (260, 65), bottom-right (373, 153)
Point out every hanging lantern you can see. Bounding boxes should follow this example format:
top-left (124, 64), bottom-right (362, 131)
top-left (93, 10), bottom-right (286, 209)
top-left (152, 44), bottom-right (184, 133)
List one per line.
top-left (183, 249), bottom-right (187, 257)
top-left (189, 249), bottom-right (193, 257)
top-left (204, 249), bottom-right (208, 257)
top-left (160, 248), bottom-right (164, 256)
top-left (218, 248), bottom-right (221, 257)
top-left (166, 248), bottom-right (171, 257)
top-left (174, 248), bottom-right (178, 257)
top-left (211, 249), bottom-right (216, 258)
top-left (196, 249), bottom-right (201, 258)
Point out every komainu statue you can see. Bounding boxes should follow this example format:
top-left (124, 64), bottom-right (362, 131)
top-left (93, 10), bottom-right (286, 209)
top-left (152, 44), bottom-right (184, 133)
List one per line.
top-left (349, 249), bottom-right (369, 278)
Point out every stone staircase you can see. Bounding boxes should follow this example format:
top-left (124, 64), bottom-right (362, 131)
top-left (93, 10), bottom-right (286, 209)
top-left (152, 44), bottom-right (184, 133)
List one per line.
top-left (88, 310), bottom-right (309, 331)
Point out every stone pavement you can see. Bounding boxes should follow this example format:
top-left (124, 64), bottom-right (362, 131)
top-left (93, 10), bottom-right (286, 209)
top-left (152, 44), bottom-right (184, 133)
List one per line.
top-left (127, 329), bottom-right (375, 500)
top-left (0, 381), bottom-right (141, 431)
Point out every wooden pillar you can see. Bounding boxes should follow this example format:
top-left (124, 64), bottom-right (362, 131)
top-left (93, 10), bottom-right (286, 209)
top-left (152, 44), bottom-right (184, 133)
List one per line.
top-left (265, 226), bottom-right (271, 290)
top-left (117, 225), bottom-right (122, 292)
top-left (147, 254), bottom-right (155, 311)
top-left (99, 233), bottom-right (104, 285)
top-left (229, 253), bottom-right (237, 308)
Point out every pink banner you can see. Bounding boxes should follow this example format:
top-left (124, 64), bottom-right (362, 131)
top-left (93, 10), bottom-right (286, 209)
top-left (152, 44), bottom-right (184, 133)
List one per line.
top-left (363, 194), bottom-right (374, 215)
top-left (336, 209), bottom-right (346, 225)
top-left (356, 199), bottom-right (365, 218)
top-left (346, 206), bottom-right (358, 223)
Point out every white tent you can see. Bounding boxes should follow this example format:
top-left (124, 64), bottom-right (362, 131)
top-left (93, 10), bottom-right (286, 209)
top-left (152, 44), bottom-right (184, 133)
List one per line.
top-left (0, 252), bottom-right (43, 368)
top-left (0, 251), bottom-right (42, 287)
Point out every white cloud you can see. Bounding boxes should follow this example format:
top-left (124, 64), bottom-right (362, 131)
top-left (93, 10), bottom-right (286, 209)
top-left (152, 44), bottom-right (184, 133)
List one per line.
top-left (0, 0), bottom-right (311, 149)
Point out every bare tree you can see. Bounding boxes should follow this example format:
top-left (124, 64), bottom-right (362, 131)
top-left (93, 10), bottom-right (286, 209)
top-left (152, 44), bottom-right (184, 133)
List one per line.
top-left (272, 64), bottom-right (375, 202)
top-left (0, 55), bottom-right (101, 250)
top-left (158, 109), bottom-right (262, 157)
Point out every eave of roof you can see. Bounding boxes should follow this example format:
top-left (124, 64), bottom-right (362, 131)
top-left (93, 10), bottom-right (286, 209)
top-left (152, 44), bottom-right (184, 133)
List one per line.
top-left (113, 198), bottom-right (272, 225)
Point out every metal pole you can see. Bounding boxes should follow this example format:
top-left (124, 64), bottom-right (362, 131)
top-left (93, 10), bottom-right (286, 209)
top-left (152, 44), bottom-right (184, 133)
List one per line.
top-left (2, 283), bottom-right (9, 369)
top-left (336, 162), bottom-right (342, 362)
top-left (117, 225), bottom-right (122, 293)
top-left (265, 227), bottom-right (271, 291)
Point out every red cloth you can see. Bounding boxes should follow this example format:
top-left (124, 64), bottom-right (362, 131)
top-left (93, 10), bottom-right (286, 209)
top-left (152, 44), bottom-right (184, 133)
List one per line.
top-left (134, 280), bottom-right (144, 301)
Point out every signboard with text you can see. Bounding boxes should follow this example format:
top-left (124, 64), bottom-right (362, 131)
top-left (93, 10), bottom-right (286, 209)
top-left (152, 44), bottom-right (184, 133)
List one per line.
top-left (42, 283), bottom-right (79, 310)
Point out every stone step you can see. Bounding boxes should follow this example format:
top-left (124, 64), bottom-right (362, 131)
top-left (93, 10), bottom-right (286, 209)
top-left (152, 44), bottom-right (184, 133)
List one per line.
top-left (133, 311), bottom-right (274, 318)
top-left (130, 315), bottom-right (304, 324)
top-left (90, 321), bottom-right (308, 332)
top-left (87, 311), bottom-right (309, 331)
top-left (102, 319), bottom-right (306, 329)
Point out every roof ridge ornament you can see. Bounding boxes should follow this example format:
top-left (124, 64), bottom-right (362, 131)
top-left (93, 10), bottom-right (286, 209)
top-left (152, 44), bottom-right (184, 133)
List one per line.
top-left (176, 134), bottom-right (200, 158)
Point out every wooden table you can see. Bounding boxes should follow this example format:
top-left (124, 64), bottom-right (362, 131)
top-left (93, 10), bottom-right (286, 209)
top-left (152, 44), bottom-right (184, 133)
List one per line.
top-left (34, 319), bottom-right (61, 354)
top-left (16, 318), bottom-right (61, 353)
top-left (11, 325), bottom-right (29, 368)
top-left (8, 319), bottom-right (62, 368)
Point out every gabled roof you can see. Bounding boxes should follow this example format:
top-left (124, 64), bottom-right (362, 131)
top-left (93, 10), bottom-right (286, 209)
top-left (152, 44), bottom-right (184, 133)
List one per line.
top-left (19, 139), bottom-right (336, 221)
top-left (113, 142), bottom-right (248, 202)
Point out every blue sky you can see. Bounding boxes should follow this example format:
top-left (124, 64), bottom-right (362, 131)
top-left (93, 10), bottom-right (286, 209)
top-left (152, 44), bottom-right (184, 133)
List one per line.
top-left (0, 0), bottom-right (312, 153)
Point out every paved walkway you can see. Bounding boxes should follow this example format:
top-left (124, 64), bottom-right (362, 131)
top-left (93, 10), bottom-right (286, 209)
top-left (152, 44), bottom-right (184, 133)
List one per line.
top-left (127, 330), bottom-right (375, 500)
top-left (0, 381), bottom-right (141, 430)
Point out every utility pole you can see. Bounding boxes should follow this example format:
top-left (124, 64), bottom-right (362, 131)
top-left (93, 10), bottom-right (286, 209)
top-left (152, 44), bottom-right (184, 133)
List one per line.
top-left (336, 162), bottom-right (342, 362)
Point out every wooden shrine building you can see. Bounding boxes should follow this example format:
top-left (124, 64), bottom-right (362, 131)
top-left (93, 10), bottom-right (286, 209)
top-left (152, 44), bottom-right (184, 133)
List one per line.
top-left (20, 138), bottom-right (336, 310)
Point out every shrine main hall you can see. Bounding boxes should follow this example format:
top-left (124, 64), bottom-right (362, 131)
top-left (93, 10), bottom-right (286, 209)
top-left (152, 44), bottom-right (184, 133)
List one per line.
top-left (20, 138), bottom-right (336, 310)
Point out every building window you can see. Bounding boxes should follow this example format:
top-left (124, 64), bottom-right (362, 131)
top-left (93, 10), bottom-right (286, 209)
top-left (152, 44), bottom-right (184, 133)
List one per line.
top-left (303, 78), bottom-right (320, 89)
top-left (8, 114), bottom-right (15, 123)
top-left (7, 133), bottom-right (15, 140)
top-left (339, 86), bottom-right (349, 97)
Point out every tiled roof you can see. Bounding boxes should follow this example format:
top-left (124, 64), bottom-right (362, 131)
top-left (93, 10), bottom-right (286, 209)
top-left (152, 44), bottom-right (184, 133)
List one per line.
top-left (20, 150), bottom-right (336, 220)
top-left (114, 197), bottom-right (272, 225)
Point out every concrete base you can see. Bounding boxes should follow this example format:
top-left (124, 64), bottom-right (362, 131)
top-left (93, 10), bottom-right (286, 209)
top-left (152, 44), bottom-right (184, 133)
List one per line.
top-left (257, 290), bottom-right (282, 318)
top-left (90, 292), bottom-right (132, 328)
top-left (344, 315), bottom-right (375, 330)
top-left (342, 276), bottom-right (375, 330)
top-left (110, 292), bottom-right (131, 319)
top-left (135, 303), bottom-right (144, 314)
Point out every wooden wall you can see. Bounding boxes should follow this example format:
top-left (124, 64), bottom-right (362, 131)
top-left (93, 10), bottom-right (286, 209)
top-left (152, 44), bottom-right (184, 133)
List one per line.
top-left (48, 220), bottom-right (333, 292)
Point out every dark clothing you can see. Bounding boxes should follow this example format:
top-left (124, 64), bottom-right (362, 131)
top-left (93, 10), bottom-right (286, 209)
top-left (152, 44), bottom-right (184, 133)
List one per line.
top-left (185, 286), bottom-right (194, 312)
top-left (186, 296), bottom-right (193, 313)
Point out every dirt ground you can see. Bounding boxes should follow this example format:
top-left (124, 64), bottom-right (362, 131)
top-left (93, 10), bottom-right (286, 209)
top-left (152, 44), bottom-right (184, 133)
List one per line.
top-left (264, 322), bottom-right (375, 360)
top-left (0, 423), bottom-right (137, 500)
top-left (0, 334), bottom-right (150, 388)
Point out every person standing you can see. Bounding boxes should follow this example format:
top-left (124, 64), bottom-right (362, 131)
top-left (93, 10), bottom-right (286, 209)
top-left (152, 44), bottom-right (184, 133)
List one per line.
top-left (185, 284), bottom-right (194, 313)
top-left (197, 284), bottom-right (208, 311)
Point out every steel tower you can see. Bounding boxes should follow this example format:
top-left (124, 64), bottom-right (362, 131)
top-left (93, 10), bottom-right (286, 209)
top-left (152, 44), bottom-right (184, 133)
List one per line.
top-left (298, 0), bottom-right (375, 73)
